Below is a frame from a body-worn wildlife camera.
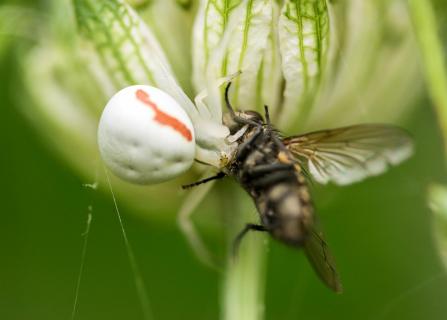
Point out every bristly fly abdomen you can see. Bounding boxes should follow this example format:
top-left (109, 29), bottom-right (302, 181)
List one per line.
top-left (182, 82), bottom-right (414, 293)
top-left (225, 107), bottom-right (314, 248)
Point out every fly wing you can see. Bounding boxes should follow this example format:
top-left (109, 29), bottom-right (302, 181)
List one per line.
top-left (283, 124), bottom-right (413, 185)
top-left (304, 227), bottom-right (343, 293)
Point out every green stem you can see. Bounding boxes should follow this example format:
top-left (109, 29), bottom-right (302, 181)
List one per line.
top-left (410, 0), bottom-right (447, 271)
top-left (221, 192), bottom-right (267, 320)
top-left (409, 0), bottom-right (447, 156)
top-left (428, 184), bottom-right (447, 267)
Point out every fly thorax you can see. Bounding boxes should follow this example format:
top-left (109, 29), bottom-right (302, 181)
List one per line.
top-left (244, 149), bottom-right (265, 167)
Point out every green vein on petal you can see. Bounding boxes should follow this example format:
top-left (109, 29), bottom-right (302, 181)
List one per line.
top-left (258, 1), bottom-right (283, 118)
top-left (201, 0), bottom-right (274, 119)
top-left (277, 0), bottom-right (329, 129)
top-left (193, 0), bottom-right (243, 92)
top-left (74, 0), bottom-right (158, 86)
top-left (73, 0), bottom-right (203, 126)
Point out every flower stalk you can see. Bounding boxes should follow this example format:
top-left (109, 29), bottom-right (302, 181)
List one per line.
top-left (409, 0), bottom-right (447, 157)
top-left (222, 191), bottom-right (267, 320)
top-left (409, 0), bottom-right (447, 270)
top-left (222, 234), bottom-right (266, 320)
top-left (429, 184), bottom-right (447, 268)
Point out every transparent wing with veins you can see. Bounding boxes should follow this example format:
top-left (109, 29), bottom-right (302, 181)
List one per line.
top-left (283, 124), bottom-right (413, 185)
top-left (304, 226), bottom-right (343, 293)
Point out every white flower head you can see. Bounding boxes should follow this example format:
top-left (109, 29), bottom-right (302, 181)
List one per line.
top-left (17, 0), bottom-right (421, 213)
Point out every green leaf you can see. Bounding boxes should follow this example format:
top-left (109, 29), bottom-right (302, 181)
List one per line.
top-left (0, 5), bottom-right (42, 58)
top-left (0, 5), bottom-right (41, 40)
top-left (277, 0), bottom-right (330, 128)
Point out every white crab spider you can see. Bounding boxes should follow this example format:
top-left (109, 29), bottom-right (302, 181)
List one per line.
top-left (98, 85), bottom-right (196, 184)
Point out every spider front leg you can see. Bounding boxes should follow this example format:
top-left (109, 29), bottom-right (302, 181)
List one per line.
top-left (178, 171), bottom-right (221, 270)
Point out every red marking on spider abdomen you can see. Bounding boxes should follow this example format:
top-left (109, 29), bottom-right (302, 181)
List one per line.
top-left (136, 89), bottom-right (193, 142)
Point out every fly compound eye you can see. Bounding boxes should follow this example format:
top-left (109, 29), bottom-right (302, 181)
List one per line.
top-left (98, 85), bottom-right (195, 184)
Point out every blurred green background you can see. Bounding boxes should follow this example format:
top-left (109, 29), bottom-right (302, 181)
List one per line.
top-left (2, 0), bottom-right (447, 319)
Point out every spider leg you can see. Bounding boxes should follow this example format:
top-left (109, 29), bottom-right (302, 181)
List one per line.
top-left (178, 171), bottom-right (221, 270)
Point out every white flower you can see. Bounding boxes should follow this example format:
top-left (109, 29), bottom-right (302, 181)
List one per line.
top-left (3, 1), bottom-right (428, 318)
top-left (14, 0), bottom-right (421, 217)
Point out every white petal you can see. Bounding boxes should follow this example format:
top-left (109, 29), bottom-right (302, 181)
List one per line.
top-left (222, 0), bottom-right (274, 111)
top-left (136, 0), bottom-right (196, 95)
top-left (260, 2), bottom-right (283, 117)
top-left (192, 0), bottom-right (244, 93)
top-left (277, 0), bottom-right (330, 130)
top-left (194, 0), bottom-right (277, 119)
top-left (304, 0), bottom-right (421, 131)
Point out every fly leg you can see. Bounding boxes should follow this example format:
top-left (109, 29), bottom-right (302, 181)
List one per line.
top-left (235, 124), bottom-right (263, 161)
top-left (246, 163), bottom-right (294, 178)
top-left (233, 223), bottom-right (268, 258)
top-left (182, 172), bottom-right (226, 189)
top-left (264, 105), bottom-right (272, 127)
top-left (251, 170), bottom-right (295, 189)
top-left (263, 104), bottom-right (292, 156)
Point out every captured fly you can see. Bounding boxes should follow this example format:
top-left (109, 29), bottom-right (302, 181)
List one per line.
top-left (184, 83), bottom-right (413, 293)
